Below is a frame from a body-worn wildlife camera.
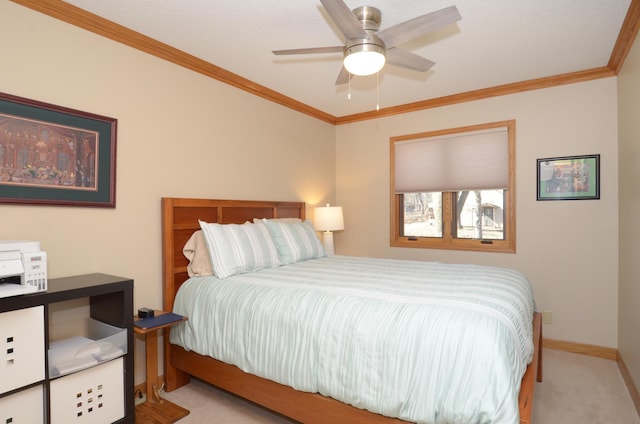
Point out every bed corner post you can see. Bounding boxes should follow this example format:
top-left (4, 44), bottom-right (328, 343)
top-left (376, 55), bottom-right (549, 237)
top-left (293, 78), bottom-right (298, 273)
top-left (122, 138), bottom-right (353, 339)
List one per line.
top-left (518, 311), bottom-right (543, 424)
top-left (161, 197), bottom-right (191, 391)
top-left (536, 312), bottom-right (543, 383)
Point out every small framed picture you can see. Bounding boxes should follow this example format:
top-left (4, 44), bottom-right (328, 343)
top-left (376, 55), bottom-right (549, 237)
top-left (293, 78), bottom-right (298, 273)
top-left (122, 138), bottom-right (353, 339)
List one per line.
top-left (536, 154), bottom-right (600, 201)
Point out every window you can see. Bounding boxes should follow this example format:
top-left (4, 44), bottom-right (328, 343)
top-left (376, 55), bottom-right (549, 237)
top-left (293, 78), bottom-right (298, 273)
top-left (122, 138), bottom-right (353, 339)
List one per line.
top-left (390, 120), bottom-right (516, 253)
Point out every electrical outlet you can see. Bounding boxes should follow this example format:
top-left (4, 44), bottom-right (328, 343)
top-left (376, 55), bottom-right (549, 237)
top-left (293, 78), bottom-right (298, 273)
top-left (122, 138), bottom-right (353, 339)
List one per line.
top-left (542, 310), bottom-right (553, 324)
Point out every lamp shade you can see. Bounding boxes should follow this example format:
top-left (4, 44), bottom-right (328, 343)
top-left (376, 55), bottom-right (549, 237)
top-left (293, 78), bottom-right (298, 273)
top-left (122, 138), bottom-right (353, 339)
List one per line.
top-left (314, 204), bottom-right (344, 231)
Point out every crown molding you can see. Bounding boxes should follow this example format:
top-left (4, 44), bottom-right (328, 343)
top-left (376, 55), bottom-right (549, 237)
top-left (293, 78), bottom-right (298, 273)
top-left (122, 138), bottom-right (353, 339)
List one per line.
top-left (10, 0), bottom-right (638, 126)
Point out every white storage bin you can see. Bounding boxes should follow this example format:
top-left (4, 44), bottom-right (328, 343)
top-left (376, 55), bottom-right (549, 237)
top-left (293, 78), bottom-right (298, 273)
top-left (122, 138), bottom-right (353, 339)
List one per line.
top-left (0, 306), bottom-right (45, 394)
top-left (50, 357), bottom-right (124, 424)
top-left (0, 384), bottom-right (44, 423)
top-left (48, 318), bottom-right (126, 377)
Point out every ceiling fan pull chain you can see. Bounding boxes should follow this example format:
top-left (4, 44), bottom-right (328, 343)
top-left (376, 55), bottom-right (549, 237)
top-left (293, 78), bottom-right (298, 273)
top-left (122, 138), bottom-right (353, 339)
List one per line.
top-left (376, 71), bottom-right (380, 111)
top-left (348, 73), bottom-right (352, 100)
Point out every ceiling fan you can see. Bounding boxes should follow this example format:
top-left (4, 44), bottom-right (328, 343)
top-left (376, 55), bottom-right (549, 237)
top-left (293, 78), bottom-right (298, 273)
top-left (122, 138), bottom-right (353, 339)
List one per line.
top-left (272, 0), bottom-right (462, 85)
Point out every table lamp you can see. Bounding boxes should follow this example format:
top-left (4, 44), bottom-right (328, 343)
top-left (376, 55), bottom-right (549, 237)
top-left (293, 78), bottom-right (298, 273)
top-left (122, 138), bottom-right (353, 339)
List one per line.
top-left (314, 204), bottom-right (344, 256)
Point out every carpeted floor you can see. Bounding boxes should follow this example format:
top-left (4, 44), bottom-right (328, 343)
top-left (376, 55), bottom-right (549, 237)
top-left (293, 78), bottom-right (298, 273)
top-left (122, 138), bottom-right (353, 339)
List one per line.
top-left (159, 349), bottom-right (640, 424)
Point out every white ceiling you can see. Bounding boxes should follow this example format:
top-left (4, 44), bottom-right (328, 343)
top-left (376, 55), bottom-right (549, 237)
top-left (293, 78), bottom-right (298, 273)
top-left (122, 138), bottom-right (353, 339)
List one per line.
top-left (61, 0), bottom-right (631, 117)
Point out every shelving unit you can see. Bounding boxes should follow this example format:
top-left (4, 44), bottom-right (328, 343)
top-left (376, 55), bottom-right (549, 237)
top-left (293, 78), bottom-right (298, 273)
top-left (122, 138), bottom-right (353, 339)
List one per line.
top-left (0, 273), bottom-right (134, 424)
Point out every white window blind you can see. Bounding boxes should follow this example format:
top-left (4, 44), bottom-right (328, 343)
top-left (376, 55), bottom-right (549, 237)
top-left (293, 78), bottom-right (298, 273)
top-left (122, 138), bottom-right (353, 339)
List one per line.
top-left (394, 126), bottom-right (509, 193)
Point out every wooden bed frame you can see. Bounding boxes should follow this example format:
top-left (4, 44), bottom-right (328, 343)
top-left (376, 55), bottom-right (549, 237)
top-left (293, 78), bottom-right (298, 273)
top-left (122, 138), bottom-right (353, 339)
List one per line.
top-left (161, 197), bottom-right (543, 424)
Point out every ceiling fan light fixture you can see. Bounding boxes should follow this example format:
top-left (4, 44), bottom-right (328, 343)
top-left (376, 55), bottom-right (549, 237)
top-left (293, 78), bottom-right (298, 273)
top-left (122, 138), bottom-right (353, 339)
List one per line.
top-left (343, 43), bottom-right (386, 76)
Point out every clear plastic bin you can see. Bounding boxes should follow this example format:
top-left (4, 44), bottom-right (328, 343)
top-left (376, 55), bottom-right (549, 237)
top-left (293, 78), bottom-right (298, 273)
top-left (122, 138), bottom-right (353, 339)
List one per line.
top-left (48, 318), bottom-right (127, 377)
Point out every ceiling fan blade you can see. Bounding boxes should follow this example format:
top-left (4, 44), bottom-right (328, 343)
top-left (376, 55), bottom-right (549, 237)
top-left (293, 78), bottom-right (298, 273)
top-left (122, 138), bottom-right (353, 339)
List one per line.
top-left (272, 46), bottom-right (344, 55)
top-left (335, 66), bottom-right (351, 85)
top-left (376, 5), bottom-right (461, 48)
top-left (320, 0), bottom-right (367, 40)
top-left (386, 48), bottom-right (436, 72)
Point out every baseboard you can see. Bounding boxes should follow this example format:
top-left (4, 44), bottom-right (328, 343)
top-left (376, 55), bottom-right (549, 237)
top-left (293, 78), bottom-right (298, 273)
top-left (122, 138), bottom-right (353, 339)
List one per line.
top-left (616, 353), bottom-right (640, 418)
top-left (543, 337), bottom-right (617, 359)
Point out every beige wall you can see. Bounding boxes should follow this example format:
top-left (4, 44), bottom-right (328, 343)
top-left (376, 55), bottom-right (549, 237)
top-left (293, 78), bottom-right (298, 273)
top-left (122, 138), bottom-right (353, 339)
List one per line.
top-left (336, 78), bottom-right (620, 348)
top-left (0, 2), bottom-right (335, 383)
top-left (618, 29), bottom-right (640, 391)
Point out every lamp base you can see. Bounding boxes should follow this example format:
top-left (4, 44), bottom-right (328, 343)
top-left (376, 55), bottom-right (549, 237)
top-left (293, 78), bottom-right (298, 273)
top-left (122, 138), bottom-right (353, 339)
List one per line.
top-left (322, 231), bottom-right (335, 256)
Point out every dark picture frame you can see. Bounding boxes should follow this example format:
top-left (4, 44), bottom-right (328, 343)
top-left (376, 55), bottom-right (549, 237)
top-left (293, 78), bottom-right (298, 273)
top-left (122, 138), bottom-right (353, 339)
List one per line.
top-left (537, 154), bottom-right (600, 201)
top-left (0, 92), bottom-right (117, 207)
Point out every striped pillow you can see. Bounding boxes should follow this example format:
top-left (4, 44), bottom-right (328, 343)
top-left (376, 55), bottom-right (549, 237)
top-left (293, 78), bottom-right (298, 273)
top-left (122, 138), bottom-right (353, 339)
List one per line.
top-left (198, 220), bottom-right (279, 278)
top-left (262, 219), bottom-right (325, 264)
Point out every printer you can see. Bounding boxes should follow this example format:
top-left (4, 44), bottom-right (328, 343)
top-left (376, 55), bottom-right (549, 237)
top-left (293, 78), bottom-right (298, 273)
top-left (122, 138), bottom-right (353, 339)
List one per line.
top-left (0, 240), bottom-right (47, 298)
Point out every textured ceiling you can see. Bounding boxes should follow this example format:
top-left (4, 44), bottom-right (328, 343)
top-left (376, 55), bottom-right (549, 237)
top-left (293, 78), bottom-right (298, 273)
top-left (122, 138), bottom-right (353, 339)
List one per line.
top-left (60, 0), bottom-right (631, 117)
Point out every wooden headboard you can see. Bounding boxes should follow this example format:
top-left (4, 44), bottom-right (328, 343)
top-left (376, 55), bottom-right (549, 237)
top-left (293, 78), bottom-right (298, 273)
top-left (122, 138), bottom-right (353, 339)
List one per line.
top-left (161, 197), bottom-right (306, 312)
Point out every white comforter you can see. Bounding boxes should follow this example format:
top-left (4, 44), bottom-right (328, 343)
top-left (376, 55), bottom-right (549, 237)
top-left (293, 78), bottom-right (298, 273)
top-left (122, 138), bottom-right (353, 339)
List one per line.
top-left (170, 255), bottom-right (535, 424)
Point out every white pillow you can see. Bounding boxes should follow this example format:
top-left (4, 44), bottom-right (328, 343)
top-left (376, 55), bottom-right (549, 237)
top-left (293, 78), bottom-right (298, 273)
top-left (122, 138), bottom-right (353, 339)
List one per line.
top-left (198, 220), bottom-right (279, 278)
top-left (262, 219), bottom-right (325, 265)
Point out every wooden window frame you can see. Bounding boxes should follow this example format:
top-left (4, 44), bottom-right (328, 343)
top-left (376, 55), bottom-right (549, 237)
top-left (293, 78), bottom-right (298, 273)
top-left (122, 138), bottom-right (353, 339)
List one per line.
top-left (390, 120), bottom-right (516, 253)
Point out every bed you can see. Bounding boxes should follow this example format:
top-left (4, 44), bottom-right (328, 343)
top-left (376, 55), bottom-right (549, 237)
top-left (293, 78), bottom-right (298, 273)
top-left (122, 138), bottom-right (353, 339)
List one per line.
top-left (161, 197), bottom-right (543, 424)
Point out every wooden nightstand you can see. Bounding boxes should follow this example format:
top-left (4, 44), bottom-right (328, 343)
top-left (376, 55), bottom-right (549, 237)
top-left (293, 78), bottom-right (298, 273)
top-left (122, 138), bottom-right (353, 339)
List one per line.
top-left (134, 310), bottom-right (189, 424)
